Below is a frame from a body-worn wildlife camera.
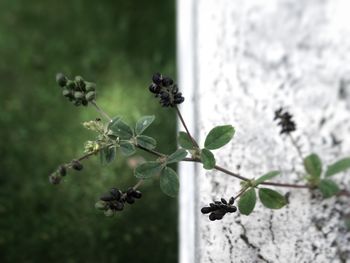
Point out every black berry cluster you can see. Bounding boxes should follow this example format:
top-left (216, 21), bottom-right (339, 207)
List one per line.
top-left (201, 197), bottom-right (237, 221)
top-left (149, 73), bottom-right (184, 107)
top-left (49, 160), bottom-right (83, 185)
top-left (274, 108), bottom-right (296, 134)
top-left (95, 187), bottom-right (142, 216)
top-left (55, 73), bottom-right (96, 106)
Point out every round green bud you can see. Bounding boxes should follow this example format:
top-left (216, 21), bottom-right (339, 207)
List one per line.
top-left (85, 91), bottom-right (96, 101)
top-left (95, 200), bottom-right (107, 210)
top-left (74, 91), bottom-right (84, 99)
top-left (62, 88), bottom-right (71, 97)
top-left (104, 209), bottom-right (114, 217)
top-left (85, 82), bottom-right (96, 92)
top-left (56, 73), bottom-right (67, 87)
top-left (75, 76), bottom-right (86, 90)
top-left (67, 80), bottom-right (76, 90)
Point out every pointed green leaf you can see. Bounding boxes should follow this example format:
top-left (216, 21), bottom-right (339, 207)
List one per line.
top-left (135, 115), bottom-right (155, 135)
top-left (258, 188), bottom-right (287, 209)
top-left (100, 146), bottom-right (116, 165)
top-left (200, 148), bottom-right (216, 170)
top-left (318, 179), bottom-right (340, 198)
top-left (119, 141), bottom-right (136, 156)
top-left (303, 153), bottom-right (322, 179)
top-left (178, 131), bottom-right (195, 149)
top-left (135, 161), bottom-right (163, 179)
top-left (325, 157), bottom-right (350, 177)
top-left (255, 171), bottom-right (280, 185)
top-left (136, 135), bottom-right (156, 150)
top-left (107, 116), bottom-right (120, 130)
top-left (160, 167), bottom-right (179, 197)
top-left (167, 149), bottom-right (188, 164)
top-left (204, 125), bottom-right (235, 150)
top-left (238, 188), bottom-right (256, 215)
top-left (108, 119), bottom-right (133, 140)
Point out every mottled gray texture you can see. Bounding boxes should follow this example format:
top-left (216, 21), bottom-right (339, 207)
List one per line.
top-left (192, 0), bottom-right (350, 262)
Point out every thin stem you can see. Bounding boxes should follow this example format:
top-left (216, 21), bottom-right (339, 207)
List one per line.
top-left (133, 179), bottom-right (144, 190)
top-left (288, 133), bottom-right (304, 163)
top-left (91, 101), bottom-right (112, 121)
top-left (234, 187), bottom-right (249, 199)
top-left (175, 105), bottom-right (199, 148)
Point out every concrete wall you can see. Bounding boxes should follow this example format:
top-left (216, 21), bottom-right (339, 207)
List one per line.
top-left (178, 0), bottom-right (350, 262)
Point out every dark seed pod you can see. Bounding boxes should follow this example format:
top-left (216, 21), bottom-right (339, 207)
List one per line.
top-left (56, 73), bottom-right (68, 87)
top-left (49, 173), bottom-right (61, 185)
top-left (171, 85), bottom-right (179, 94)
top-left (100, 194), bottom-right (115, 202)
top-left (58, 165), bottom-right (67, 176)
top-left (72, 160), bottom-right (83, 171)
top-left (126, 196), bottom-right (135, 204)
top-left (229, 197), bottom-right (235, 205)
top-left (209, 213), bottom-right (217, 221)
top-left (162, 77), bottom-right (173, 87)
top-left (226, 206), bottom-right (237, 213)
top-left (201, 207), bottom-right (213, 214)
top-left (132, 190), bottom-right (142, 199)
top-left (110, 188), bottom-right (122, 200)
top-left (221, 198), bottom-right (227, 205)
top-left (152, 73), bottom-right (162, 85)
top-left (114, 201), bottom-right (124, 211)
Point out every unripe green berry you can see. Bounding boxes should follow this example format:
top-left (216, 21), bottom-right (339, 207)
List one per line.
top-left (85, 91), bottom-right (96, 102)
top-left (72, 160), bottom-right (83, 171)
top-left (104, 209), bottom-right (114, 217)
top-left (62, 89), bottom-right (71, 97)
top-left (56, 73), bottom-right (67, 87)
top-left (74, 91), bottom-right (84, 99)
top-left (67, 80), bottom-right (76, 90)
top-left (85, 82), bottom-right (96, 92)
top-left (95, 200), bottom-right (107, 210)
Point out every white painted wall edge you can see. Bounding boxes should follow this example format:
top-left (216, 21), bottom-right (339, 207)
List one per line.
top-left (176, 0), bottom-right (198, 262)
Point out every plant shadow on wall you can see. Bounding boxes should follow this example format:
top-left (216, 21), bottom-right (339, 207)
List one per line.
top-left (51, 73), bottom-right (350, 227)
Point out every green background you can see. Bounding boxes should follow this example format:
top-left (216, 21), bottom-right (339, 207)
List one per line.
top-left (0, 0), bottom-right (178, 262)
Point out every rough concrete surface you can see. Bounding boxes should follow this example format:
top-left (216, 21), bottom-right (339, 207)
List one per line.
top-left (182, 0), bottom-right (350, 262)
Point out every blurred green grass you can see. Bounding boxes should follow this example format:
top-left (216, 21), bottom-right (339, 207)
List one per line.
top-left (0, 0), bottom-right (177, 262)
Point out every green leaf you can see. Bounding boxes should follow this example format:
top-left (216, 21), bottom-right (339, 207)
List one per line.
top-left (200, 148), bottom-right (216, 170)
top-left (258, 188), bottom-right (287, 209)
top-left (119, 141), bottom-right (136, 156)
top-left (167, 149), bottom-right (188, 164)
top-left (100, 146), bottom-right (116, 165)
top-left (108, 119), bottom-right (133, 140)
top-left (325, 157), bottom-right (350, 177)
top-left (136, 135), bottom-right (156, 150)
top-left (255, 171), bottom-right (280, 185)
top-left (204, 125), bottom-right (235, 150)
top-left (135, 161), bottom-right (163, 179)
top-left (160, 167), bottom-right (179, 197)
top-left (238, 188), bottom-right (256, 215)
top-left (318, 179), bottom-right (340, 198)
top-left (135, 115), bottom-right (155, 135)
top-left (303, 153), bottom-right (322, 179)
top-left (178, 131), bottom-right (195, 149)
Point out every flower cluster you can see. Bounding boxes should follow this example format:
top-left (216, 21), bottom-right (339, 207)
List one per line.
top-left (274, 108), bottom-right (296, 134)
top-left (201, 197), bottom-right (237, 221)
top-left (149, 73), bottom-right (184, 107)
top-left (95, 187), bottom-right (142, 216)
top-left (55, 73), bottom-right (97, 106)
